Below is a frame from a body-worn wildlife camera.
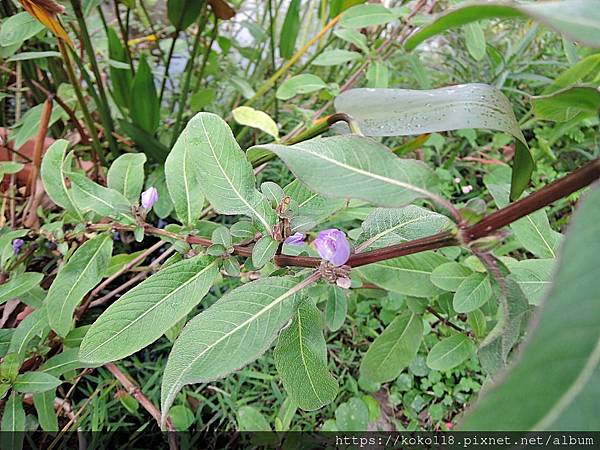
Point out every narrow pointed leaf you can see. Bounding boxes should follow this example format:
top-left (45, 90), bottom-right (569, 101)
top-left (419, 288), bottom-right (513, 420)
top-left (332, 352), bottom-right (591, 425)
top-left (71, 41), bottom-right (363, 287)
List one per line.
top-left (255, 135), bottom-right (438, 208)
top-left (174, 113), bottom-right (276, 233)
top-left (40, 140), bottom-right (83, 219)
top-left (0, 272), bottom-right (42, 305)
top-left (107, 153), bottom-right (147, 202)
top-left (13, 372), bottom-right (61, 393)
top-left (46, 234), bottom-right (113, 337)
top-left (1, 392), bottom-right (25, 433)
top-left (325, 285), bottom-right (347, 332)
top-left (461, 185), bottom-right (600, 430)
top-left (130, 54), bottom-right (159, 134)
top-left (161, 277), bottom-right (307, 423)
top-left (33, 391), bottom-right (58, 432)
top-left (532, 86), bottom-right (600, 122)
top-left (274, 300), bottom-right (338, 410)
top-left (8, 310), bottom-right (48, 359)
top-left (334, 84), bottom-right (533, 199)
top-left (360, 311), bottom-right (423, 383)
top-left (80, 256), bottom-right (218, 364)
top-left (279, 0), bottom-right (300, 59)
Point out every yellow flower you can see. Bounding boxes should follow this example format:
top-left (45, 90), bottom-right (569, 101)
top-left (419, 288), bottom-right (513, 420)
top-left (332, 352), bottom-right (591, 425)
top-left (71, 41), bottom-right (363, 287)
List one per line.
top-left (18, 0), bottom-right (73, 46)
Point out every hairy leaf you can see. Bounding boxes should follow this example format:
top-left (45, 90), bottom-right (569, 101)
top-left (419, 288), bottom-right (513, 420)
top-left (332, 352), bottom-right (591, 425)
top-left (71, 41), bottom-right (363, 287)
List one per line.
top-left (0, 272), bottom-right (42, 305)
top-left (161, 277), bottom-right (306, 423)
top-left (426, 334), bottom-right (475, 371)
top-left (453, 273), bottom-right (492, 313)
top-left (274, 300), bottom-right (338, 410)
top-left (431, 262), bottom-right (473, 292)
top-left (46, 234), bottom-right (113, 337)
top-left (107, 153), bottom-right (147, 203)
top-left (334, 84), bottom-right (533, 199)
top-left (80, 256), bottom-right (218, 364)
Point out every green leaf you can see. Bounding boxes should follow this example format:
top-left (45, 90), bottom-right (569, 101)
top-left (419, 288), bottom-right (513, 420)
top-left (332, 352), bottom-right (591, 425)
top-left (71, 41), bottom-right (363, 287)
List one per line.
top-left (325, 285), bottom-right (347, 332)
top-left (1, 392), bottom-right (25, 433)
top-left (544, 54), bottom-right (600, 93)
top-left (232, 106), bottom-right (279, 139)
top-left (335, 397), bottom-right (369, 431)
top-left (360, 311), bottom-right (423, 383)
top-left (431, 262), bottom-right (473, 292)
top-left (357, 252), bottom-right (448, 298)
top-left (13, 372), bottom-right (61, 393)
top-left (40, 140), bottom-right (83, 219)
top-left (10, 103), bottom-right (66, 149)
top-left (8, 310), bottom-right (47, 359)
top-left (119, 120), bottom-right (169, 162)
top-left (464, 22), bottom-right (486, 61)
top-left (461, 185), bottom-right (600, 430)
top-left (0, 161), bottom-right (24, 179)
top-left (107, 153), bottom-right (147, 203)
top-left (0, 329), bottom-right (13, 358)
top-left (274, 300), bottom-right (338, 410)
top-left (41, 347), bottom-right (94, 376)
top-left (0, 272), bottom-right (43, 305)
top-left (341, 4), bottom-right (397, 28)
top-left (334, 28), bottom-right (369, 53)
top-left (79, 256), bottom-right (218, 364)
top-left (532, 86), bottom-right (600, 122)
top-left (334, 84), bottom-right (533, 200)
top-left (33, 391), bottom-right (58, 432)
top-left (507, 258), bottom-right (554, 306)
top-left (279, 0), bottom-right (301, 59)
top-left (356, 205), bottom-right (452, 252)
top-left (0, 12), bottom-right (44, 47)
top-left (46, 234), bottom-right (113, 337)
top-left (276, 74), bottom-right (327, 100)
top-left (284, 180), bottom-right (345, 224)
top-left (161, 277), bottom-right (306, 423)
top-left (174, 113), bottom-right (276, 233)
top-left (107, 27), bottom-right (132, 110)
top-left (255, 135), bottom-right (438, 209)
top-left (7, 51), bottom-right (61, 61)
top-left (237, 406), bottom-right (271, 431)
top-left (251, 235), bottom-right (278, 269)
top-left (426, 334), bottom-right (475, 371)
top-left (484, 167), bottom-right (561, 258)
top-left (312, 49), bottom-right (362, 66)
top-left (453, 273), bottom-right (492, 314)
top-left (167, 0), bottom-right (204, 30)
top-left (366, 61), bottom-right (389, 88)
top-left (405, 0), bottom-right (600, 51)
top-left (130, 54), bottom-right (160, 134)
top-left (69, 172), bottom-right (135, 224)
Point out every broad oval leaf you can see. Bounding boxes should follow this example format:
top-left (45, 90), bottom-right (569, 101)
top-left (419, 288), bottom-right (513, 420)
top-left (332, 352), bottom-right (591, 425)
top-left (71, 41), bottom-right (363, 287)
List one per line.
top-left (13, 372), bottom-right (61, 394)
top-left (161, 276), bottom-right (307, 424)
top-left (255, 135), bottom-right (439, 209)
top-left (276, 74), bottom-right (327, 100)
top-left (237, 406), bottom-right (271, 431)
top-left (107, 153), bottom-right (147, 203)
top-left (0, 272), bottom-right (43, 305)
top-left (426, 334), bottom-right (476, 371)
top-left (33, 391), bottom-right (58, 432)
top-left (79, 256), bottom-right (218, 364)
top-left (334, 84), bottom-right (533, 199)
top-left (325, 285), bottom-right (347, 332)
top-left (404, 0), bottom-right (600, 51)
top-left (232, 106), bottom-right (279, 139)
top-left (357, 252), bottom-right (448, 298)
top-left (174, 113), bottom-right (276, 233)
top-left (40, 140), bottom-right (83, 219)
top-left (46, 234), bottom-right (113, 337)
top-left (360, 311), bottom-right (423, 383)
top-left (453, 272), bottom-right (492, 313)
top-left (284, 180), bottom-right (345, 224)
top-left (431, 262), bottom-right (473, 292)
top-left (356, 205), bottom-right (452, 252)
top-left (312, 49), bottom-right (362, 66)
top-left (507, 258), bottom-right (554, 306)
top-left (251, 235), bottom-right (278, 269)
top-left (274, 300), bottom-right (338, 410)
top-left (8, 310), bottom-right (48, 359)
top-left (340, 4), bottom-right (397, 28)
top-left (461, 184), bottom-right (600, 430)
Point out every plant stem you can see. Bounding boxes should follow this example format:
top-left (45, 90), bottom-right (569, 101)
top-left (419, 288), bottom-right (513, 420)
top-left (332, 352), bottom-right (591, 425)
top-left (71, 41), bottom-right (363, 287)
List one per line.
top-left (58, 40), bottom-right (107, 166)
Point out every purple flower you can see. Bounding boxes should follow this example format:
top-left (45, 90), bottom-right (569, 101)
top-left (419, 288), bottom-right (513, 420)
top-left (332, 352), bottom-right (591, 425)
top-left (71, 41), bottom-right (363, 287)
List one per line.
top-left (314, 229), bottom-right (351, 266)
top-left (284, 232), bottom-right (305, 246)
top-left (141, 186), bottom-right (158, 210)
top-left (12, 238), bottom-right (24, 255)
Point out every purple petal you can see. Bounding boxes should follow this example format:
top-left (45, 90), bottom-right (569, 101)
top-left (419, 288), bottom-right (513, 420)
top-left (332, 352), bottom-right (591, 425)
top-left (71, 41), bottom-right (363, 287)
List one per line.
top-left (12, 238), bottom-right (24, 255)
top-left (284, 232), bottom-right (305, 246)
top-left (314, 228), bottom-right (351, 266)
top-left (141, 186), bottom-right (159, 209)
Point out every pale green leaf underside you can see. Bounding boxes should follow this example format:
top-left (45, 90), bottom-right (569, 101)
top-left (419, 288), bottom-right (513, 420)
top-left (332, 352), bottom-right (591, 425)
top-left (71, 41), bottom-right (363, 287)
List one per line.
top-left (80, 256), bottom-right (218, 364)
top-left (46, 234), bottom-right (113, 337)
top-left (107, 153), bottom-right (147, 203)
top-left (453, 272), bottom-right (492, 313)
top-left (255, 135), bottom-right (439, 209)
top-left (427, 334), bottom-right (476, 371)
top-left (461, 185), bottom-right (600, 430)
top-left (161, 277), bottom-right (306, 424)
top-left (274, 300), bottom-right (338, 410)
top-left (360, 311), bottom-right (423, 383)
top-left (175, 112), bottom-right (275, 233)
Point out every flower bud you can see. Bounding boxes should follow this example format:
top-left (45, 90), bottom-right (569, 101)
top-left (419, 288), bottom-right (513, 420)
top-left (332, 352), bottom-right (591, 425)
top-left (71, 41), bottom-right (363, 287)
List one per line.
top-left (12, 238), bottom-right (24, 255)
top-left (314, 228), bottom-right (350, 267)
top-left (141, 186), bottom-right (158, 210)
top-left (283, 232), bottom-right (305, 246)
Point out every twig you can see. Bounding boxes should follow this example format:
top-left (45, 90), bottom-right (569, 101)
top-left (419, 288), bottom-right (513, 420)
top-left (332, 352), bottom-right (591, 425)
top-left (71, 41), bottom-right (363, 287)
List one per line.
top-left (105, 362), bottom-right (175, 431)
top-left (426, 306), bottom-right (466, 333)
